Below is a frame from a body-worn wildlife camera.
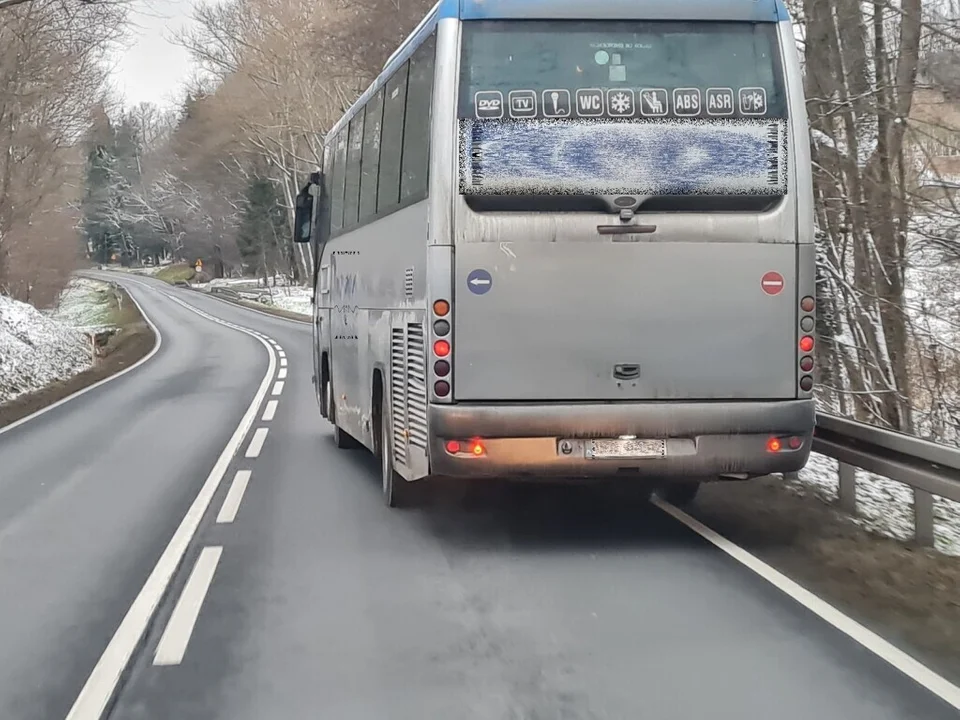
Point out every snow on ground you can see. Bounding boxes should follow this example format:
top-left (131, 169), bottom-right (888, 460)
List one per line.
top-left (791, 452), bottom-right (960, 556)
top-left (0, 278), bottom-right (123, 405)
top-left (268, 286), bottom-right (312, 316)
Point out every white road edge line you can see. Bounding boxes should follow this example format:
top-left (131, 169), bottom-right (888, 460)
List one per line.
top-left (245, 428), bottom-right (269, 458)
top-left (153, 546), bottom-right (224, 666)
top-left (277, 368), bottom-right (288, 380)
top-left (216, 471), bottom-right (252, 524)
top-left (272, 380), bottom-right (284, 396)
top-left (0, 277), bottom-right (162, 438)
top-left (652, 497), bottom-right (960, 710)
top-left (64, 293), bottom-right (277, 720)
top-left (262, 400), bottom-right (278, 422)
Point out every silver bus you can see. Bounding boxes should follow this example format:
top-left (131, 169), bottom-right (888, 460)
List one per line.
top-left (295, 0), bottom-right (817, 507)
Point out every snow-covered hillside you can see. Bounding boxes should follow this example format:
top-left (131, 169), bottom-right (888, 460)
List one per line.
top-left (0, 278), bottom-right (117, 405)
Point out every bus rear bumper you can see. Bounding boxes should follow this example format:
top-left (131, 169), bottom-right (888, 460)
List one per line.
top-left (427, 399), bottom-right (815, 479)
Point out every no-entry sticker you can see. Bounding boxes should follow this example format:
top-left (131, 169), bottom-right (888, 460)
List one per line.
top-left (761, 271), bottom-right (784, 296)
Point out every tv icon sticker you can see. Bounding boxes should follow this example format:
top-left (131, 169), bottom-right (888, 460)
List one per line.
top-left (606, 89), bottom-right (635, 117)
top-left (739, 87), bottom-right (767, 115)
top-left (706, 88), bottom-right (735, 116)
top-left (575, 88), bottom-right (604, 117)
top-left (638, 88), bottom-right (668, 117)
top-left (542, 89), bottom-right (571, 118)
top-left (474, 90), bottom-right (503, 119)
top-left (673, 88), bottom-right (702, 117)
top-left (508, 90), bottom-right (537, 118)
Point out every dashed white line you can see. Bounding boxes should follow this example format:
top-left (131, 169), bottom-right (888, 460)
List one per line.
top-left (262, 400), bottom-right (278, 422)
top-left (280, 357), bottom-right (288, 368)
top-left (216, 471), bottom-right (252, 524)
top-left (272, 380), bottom-right (285, 396)
top-left (653, 497), bottom-right (960, 710)
top-left (278, 350), bottom-right (286, 359)
top-left (277, 368), bottom-right (288, 380)
top-left (153, 546), bottom-right (224, 666)
top-left (245, 428), bottom-right (269, 458)
top-left (65, 293), bottom-right (278, 720)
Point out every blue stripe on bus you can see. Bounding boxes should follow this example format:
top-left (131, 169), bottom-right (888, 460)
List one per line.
top-left (458, 0), bottom-right (783, 22)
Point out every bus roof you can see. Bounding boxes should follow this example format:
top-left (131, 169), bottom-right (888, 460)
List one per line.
top-left (325, 0), bottom-right (788, 141)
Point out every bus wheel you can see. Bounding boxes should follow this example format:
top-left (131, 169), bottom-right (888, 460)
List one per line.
top-left (661, 481), bottom-right (701, 507)
top-left (327, 378), bottom-right (359, 449)
top-left (380, 400), bottom-right (412, 508)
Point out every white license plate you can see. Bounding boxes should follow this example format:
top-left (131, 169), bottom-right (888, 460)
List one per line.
top-left (586, 439), bottom-right (665, 459)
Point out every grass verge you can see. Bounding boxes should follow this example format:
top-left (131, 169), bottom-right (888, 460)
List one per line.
top-left (0, 285), bottom-right (156, 430)
top-left (686, 477), bottom-right (960, 685)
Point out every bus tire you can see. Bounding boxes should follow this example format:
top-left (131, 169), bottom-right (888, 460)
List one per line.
top-left (327, 378), bottom-right (359, 449)
top-left (380, 399), bottom-right (413, 508)
top-left (661, 481), bottom-right (701, 507)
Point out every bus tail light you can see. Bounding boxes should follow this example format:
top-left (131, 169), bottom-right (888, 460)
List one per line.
top-left (431, 299), bottom-right (453, 401)
top-left (444, 437), bottom-right (485, 456)
top-left (767, 435), bottom-right (804, 453)
top-left (799, 335), bottom-right (814, 353)
top-left (798, 295), bottom-right (816, 395)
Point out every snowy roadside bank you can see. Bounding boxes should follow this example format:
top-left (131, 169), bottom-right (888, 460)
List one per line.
top-left (0, 278), bottom-right (155, 428)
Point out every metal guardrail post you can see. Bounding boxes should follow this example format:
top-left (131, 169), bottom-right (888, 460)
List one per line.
top-left (914, 490), bottom-right (935, 547)
top-left (838, 462), bottom-right (857, 514)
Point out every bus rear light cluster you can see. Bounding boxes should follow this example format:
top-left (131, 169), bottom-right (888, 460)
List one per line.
top-left (767, 435), bottom-right (804, 453)
top-left (798, 295), bottom-right (816, 392)
top-left (445, 438), bottom-right (485, 456)
top-left (432, 299), bottom-right (451, 397)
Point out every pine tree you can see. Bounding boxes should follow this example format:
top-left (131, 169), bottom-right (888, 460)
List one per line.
top-left (237, 175), bottom-right (288, 280)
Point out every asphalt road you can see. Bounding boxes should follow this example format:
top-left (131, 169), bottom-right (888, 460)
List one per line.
top-left (1, 274), bottom-right (957, 720)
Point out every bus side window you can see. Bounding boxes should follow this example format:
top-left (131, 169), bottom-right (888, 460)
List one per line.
top-left (400, 33), bottom-right (436, 202)
top-left (359, 89), bottom-right (384, 224)
top-left (377, 62), bottom-right (410, 215)
top-left (343, 109), bottom-right (365, 229)
top-left (330, 130), bottom-right (348, 233)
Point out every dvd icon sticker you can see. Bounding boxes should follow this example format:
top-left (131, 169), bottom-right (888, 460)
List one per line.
top-left (606, 89), bottom-right (634, 117)
top-left (474, 90), bottom-right (503, 119)
top-left (638, 88), bottom-right (668, 117)
top-left (508, 90), bottom-right (537, 118)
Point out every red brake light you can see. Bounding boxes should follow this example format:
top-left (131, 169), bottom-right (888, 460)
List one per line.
top-left (800, 296), bottom-right (815, 313)
top-left (433, 339), bottom-right (450, 357)
top-left (788, 436), bottom-right (802, 450)
top-left (434, 380), bottom-right (450, 396)
top-left (799, 356), bottom-right (814, 372)
top-left (445, 440), bottom-right (461, 454)
top-left (799, 336), bottom-right (814, 353)
top-left (767, 437), bottom-right (782, 453)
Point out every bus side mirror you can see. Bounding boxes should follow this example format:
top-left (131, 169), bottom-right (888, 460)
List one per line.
top-left (294, 188), bottom-right (314, 243)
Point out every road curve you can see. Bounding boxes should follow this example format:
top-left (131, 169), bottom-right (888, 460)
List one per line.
top-left (0, 275), bottom-right (268, 720)
top-left (2, 274), bottom-right (957, 720)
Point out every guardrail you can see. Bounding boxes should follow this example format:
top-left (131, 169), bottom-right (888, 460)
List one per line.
top-left (812, 414), bottom-right (960, 547)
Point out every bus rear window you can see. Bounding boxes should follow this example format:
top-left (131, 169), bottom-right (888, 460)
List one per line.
top-left (458, 20), bottom-right (786, 120)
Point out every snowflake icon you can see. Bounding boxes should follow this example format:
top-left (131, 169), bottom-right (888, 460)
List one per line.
top-left (747, 91), bottom-right (764, 109)
top-left (610, 92), bottom-right (632, 115)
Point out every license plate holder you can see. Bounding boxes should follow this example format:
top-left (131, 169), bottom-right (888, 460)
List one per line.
top-left (585, 438), bottom-right (665, 459)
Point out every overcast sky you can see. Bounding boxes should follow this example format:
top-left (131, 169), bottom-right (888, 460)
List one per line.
top-left (110, 0), bottom-right (199, 109)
